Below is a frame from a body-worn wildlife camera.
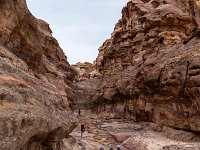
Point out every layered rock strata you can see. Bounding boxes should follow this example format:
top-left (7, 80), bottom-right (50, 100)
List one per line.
top-left (0, 0), bottom-right (77, 149)
top-left (72, 62), bottom-right (100, 110)
top-left (72, 62), bottom-right (100, 80)
top-left (94, 0), bottom-right (200, 133)
top-left (72, 78), bottom-right (100, 110)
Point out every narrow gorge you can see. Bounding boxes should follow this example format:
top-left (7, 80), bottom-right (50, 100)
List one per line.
top-left (71, 0), bottom-right (200, 149)
top-left (1, 0), bottom-right (200, 150)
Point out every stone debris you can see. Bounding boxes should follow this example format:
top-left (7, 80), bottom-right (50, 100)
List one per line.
top-left (64, 110), bottom-right (200, 150)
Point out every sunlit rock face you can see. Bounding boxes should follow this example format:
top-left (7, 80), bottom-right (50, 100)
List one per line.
top-left (94, 0), bottom-right (200, 132)
top-left (0, 0), bottom-right (77, 149)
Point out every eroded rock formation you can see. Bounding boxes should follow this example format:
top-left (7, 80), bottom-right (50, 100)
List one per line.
top-left (0, 0), bottom-right (77, 149)
top-left (72, 62), bottom-right (100, 110)
top-left (72, 62), bottom-right (100, 80)
top-left (94, 0), bottom-right (200, 133)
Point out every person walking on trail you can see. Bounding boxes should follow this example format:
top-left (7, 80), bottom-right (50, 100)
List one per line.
top-left (108, 145), bottom-right (114, 150)
top-left (78, 108), bottom-right (81, 115)
top-left (80, 124), bottom-right (85, 138)
top-left (117, 145), bottom-right (121, 150)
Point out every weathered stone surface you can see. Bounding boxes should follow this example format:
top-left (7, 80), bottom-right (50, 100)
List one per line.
top-left (71, 62), bottom-right (101, 110)
top-left (72, 78), bottom-right (101, 110)
top-left (0, 0), bottom-right (77, 149)
top-left (94, 0), bottom-right (200, 133)
top-left (67, 111), bottom-right (200, 150)
top-left (72, 62), bottom-right (100, 81)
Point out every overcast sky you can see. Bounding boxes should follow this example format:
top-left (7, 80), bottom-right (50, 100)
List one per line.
top-left (27, 0), bottom-right (128, 64)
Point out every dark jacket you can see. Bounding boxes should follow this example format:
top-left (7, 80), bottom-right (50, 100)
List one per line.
top-left (81, 124), bottom-right (85, 132)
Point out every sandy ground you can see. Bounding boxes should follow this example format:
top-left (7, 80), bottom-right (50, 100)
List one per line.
top-left (63, 110), bottom-right (200, 150)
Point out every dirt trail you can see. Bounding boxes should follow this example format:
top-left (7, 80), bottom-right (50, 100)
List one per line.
top-left (63, 110), bottom-right (200, 150)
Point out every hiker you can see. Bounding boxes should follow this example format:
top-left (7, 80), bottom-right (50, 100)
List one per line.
top-left (108, 145), bottom-right (114, 150)
top-left (78, 108), bottom-right (81, 115)
top-left (117, 145), bottom-right (121, 150)
top-left (80, 124), bottom-right (85, 138)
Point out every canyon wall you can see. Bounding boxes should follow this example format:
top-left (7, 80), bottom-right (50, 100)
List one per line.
top-left (0, 0), bottom-right (77, 149)
top-left (72, 62), bottom-right (100, 110)
top-left (94, 0), bottom-right (200, 132)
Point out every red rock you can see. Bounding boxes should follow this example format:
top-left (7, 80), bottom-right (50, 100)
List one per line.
top-left (0, 0), bottom-right (77, 149)
top-left (72, 62), bottom-right (99, 80)
top-left (94, 0), bottom-right (200, 133)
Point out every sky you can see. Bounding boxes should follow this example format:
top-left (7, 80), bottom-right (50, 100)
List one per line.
top-left (27, 0), bottom-right (129, 64)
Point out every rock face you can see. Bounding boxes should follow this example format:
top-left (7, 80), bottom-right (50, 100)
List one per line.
top-left (72, 62), bottom-right (99, 80)
top-left (0, 0), bottom-right (77, 149)
top-left (72, 62), bottom-right (101, 110)
top-left (72, 78), bottom-right (100, 110)
top-left (94, 0), bottom-right (200, 133)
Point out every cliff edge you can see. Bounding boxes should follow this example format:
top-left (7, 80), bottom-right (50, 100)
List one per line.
top-left (0, 0), bottom-right (77, 149)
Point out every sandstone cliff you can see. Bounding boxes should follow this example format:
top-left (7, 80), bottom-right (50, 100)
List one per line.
top-left (72, 62), bottom-right (96, 80)
top-left (72, 62), bottom-right (100, 110)
top-left (94, 0), bottom-right (200, 133)
top-left (0, 0), bottom-right (77, 149)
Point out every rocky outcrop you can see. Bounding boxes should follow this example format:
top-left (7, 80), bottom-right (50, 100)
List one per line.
top-left (94, 0), bottom-right (200, 133)
top-left (0, 0), bottom-right (77, 149)
top-left (72, 62), bottom-right (100, 80)
top-left (72, 78), bottom-right (101, 110)
top-left (72, 62), bottom-right (101, 110)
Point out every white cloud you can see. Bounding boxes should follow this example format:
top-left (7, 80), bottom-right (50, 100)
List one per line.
top-left (27, 0), bottom-right (129, 64)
